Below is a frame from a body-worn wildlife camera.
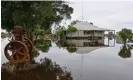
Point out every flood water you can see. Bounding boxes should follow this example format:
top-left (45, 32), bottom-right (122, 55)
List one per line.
top-left (1, 38), bottom-right (133, 80)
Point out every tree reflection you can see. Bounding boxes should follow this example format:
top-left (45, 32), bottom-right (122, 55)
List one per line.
top-left (1, 57), bottom-right (73, 80)
top-left (118, 44), bottom-right (133, 58)
top-left (34, 39), bottom-right (52, 53)
top-left (56, 40), bottom-right (65, 48)
top-left (66, 45), bottom-right (77, 53)
top-left (56, 40), bottom-right (77, 53)
top-left (30, 48), bottom-right (40, 63)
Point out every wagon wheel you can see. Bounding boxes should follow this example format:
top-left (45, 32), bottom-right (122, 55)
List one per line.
top-left (25, 53), bottom-right (30, 63)
top-left (23, 38), bottom-right (33, 54)
top-left (4, 41), bottom-right (28, 64)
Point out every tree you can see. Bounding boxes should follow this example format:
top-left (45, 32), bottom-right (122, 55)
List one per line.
top-left (66, 43), bottom-right (77, 53)
top-left (55, 20), bottom-right (77, 38)
top-left (66, 20), bottom-right (77, 33)
top-left (1, 1), bottom-right (73, 41)
top-left (56, 40), bottom-right (77, 53)
top-left (118, 28), bottom-right (133, 44)
top-left (55, 25), bottom-right (66, 37)
top-left (66, 47), bottom-right (77, 53)
top-left (1, 32), bottom-right (10, 38)
top-left (118, 45), bottom-right (132, 58)
top-left (2, 57), bottom-right (73, 80)
top-left (67, 26), bottom-right (77, 33)
top-left (34, 39), bottom-right (52, 53)
top-left (33, 25), bottom-right (45, 40)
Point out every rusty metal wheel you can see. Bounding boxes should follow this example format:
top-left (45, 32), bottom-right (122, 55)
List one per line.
top-left (25, 53), bottom-right (30, 63)
top-left (23, 38), bottom-right (33, 54)
top-left (4, 41), bottom-right (28, 64)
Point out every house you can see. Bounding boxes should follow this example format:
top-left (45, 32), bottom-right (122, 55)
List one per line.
top-left (62, 39), bottom-right (106, 54)
top-left (66, 21), bottom-right (115, 45)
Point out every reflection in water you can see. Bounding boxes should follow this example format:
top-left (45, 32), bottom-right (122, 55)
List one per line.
top-left (1, 38), bottom-right (133, 80)
top-left (66, 46), bottom-right (77, 53)
top-left (34, 39), bottom-right (52, 53)
top-left (25, 39), bottom-right (52, 62)
top-left (56, 39), bottom-right (108, 54)
top-left (30, 48), bottom-right (40, 63)
top-left (56, 40), bottom-right (78, 53)
top-left (118, 44), bottom-right (133, 58)
top-left (2, 38), bottom-right (72, 80)
top-left (1, 57), bottom-right (73, 80)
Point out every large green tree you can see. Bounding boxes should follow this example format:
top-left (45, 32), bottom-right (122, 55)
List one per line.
top-left (55, 20), bottom-right (77, 37)
top-left (1, 1), bottom-right (73, 41)
top-left (118, 28), bottom-right (133, 44)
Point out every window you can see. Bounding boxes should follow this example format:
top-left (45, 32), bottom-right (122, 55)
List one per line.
top-left (84, 42), bottom-right (90, 46)
top-left (84, 31), bottom-right (91, 35)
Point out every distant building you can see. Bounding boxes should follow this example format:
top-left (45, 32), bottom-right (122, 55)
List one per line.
top-left (66, 21), bottom-right (115, 45)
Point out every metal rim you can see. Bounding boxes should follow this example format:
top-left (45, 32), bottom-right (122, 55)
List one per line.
top-left (4, 41), bottom-right (28, 64)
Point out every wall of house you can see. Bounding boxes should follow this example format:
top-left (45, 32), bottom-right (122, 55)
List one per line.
top-left (65, 39), bottom-right (104, 47)
top-left (66, 30), bottom-right (104, 37)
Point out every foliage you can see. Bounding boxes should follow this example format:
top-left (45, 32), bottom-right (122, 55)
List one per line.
top-left (118, 28), bottom-right (133, 44)
top-left (116, 32), bottom-right (123, 44)
top-left (66, 43), bottom-right (77, 53)
top-left (67, 25), bottom-right (77, 33)
top-left (56, 40), bottom-right (77, 53)
top-left (55, 25), bottom-right (66, 37)
top-left (1, 32), bottom-right (10, 38)
top-left (33, 26), bottom-right (45, 40)
top-left (2, 57), bottom-right (72, 80)
top-left (55, 20), bottom-right (77, 37)
top-left (34, 39), bottom-right (52, 53)
top-left (30, 48), bottom-right (40, 62)
top-left (66, 20), bottom-right (77, 33)
top-left (118, 45), bottom-right (132, 58)
top-left (1, 1), bottom-right (73, 40)
top-left (56, 29), bottom-right (66, 37)
top-left (34, 26), bottom-right (44, 35)
top-left (56, 40), bottom-right (66, 48)
top-left (66, 47), bottom-right (77, 53)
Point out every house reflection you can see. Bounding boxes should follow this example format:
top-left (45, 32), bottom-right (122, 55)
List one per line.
top-left (118, 44), bottom-right (133, 58)
top-left (56, 39), bottom-right (109, 54)
top-left (1, 57), bottom-right (73, 80)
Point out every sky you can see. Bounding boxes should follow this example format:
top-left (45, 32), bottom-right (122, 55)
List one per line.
top-left (67, 0), bottom-right (133, 31)
top-left (1, 1), bottom-right (133, 32)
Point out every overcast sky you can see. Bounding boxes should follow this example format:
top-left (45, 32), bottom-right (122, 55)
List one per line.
top-left (68, 0), bottom-right (133, 31)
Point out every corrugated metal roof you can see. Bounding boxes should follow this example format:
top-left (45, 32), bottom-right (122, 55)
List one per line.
top-left (73, 21), bottom-right (111, 31)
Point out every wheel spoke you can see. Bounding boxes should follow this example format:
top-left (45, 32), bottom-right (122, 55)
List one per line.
top-left (18, 47), bottom-right (23, 51)
top-left (7, 45), bottom-right (13, 51)
top-left (8, 48), bottom-right (13, 51)
top-left (19, 53), bottom-right (24, 55)
top-left (17, 51), bottom-right (24, 55)
top-left (11, 54), bottom-right (15, 60)
top-left (16, 54), bottom-right (19, 60)
top-left (13, 45), bottom-right (17, 50)
top-left (11, 54), bottom-right (14, 58)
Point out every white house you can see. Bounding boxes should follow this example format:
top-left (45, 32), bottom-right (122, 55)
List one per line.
top-left (66, 21), bottom-right (115, 45)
